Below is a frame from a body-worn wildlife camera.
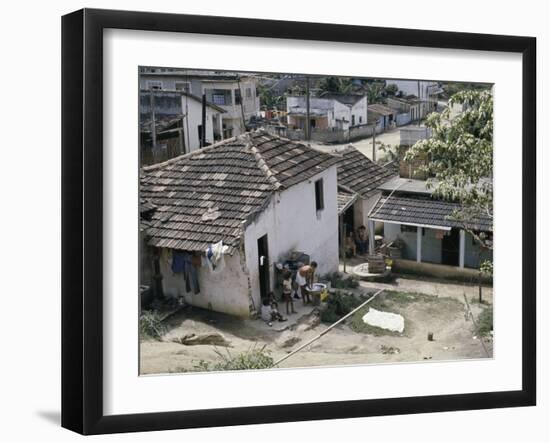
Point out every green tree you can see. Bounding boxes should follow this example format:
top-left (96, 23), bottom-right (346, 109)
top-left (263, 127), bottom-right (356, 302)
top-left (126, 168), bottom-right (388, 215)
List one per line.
top-left (364, 82), bottom-right (385, 104)
top-left (257, 82), bottom-right (284, 110)
top-left (318, 77), bottom-right (352, 96)
top-left (405, 90), bottom-right (493, 249)
top-left (385, 83), bottom-right (399, 96)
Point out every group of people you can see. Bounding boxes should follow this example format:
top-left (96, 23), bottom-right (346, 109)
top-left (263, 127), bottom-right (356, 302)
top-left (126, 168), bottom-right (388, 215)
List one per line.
top-left (344, 225), bottom-right (369, 257)
top-left (260, 261), bottom-right (318, 326)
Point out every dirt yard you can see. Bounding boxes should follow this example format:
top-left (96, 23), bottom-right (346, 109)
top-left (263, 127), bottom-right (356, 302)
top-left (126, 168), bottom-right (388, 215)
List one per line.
top-left (140, 282), bottom-right (493, 375)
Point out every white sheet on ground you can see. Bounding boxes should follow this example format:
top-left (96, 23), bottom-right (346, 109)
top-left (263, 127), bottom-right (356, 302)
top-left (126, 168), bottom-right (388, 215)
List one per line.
top-left (362, 308), bottom-right (404, 333)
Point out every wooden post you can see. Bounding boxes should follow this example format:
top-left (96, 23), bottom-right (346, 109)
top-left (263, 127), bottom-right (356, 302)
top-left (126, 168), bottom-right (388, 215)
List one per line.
top-left (372, 121), bottom-right (376, 162)
top-left (417, 80), bottom-right (421, 126)
top-left (416, 226), bottom-right (422, 263)
top-left (459, 229), bottom-right (465, 269)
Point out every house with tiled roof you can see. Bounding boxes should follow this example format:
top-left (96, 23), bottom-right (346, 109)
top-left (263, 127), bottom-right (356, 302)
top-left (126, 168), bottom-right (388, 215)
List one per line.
top-left (367, 176), bottom-right (492, 270)
top-left (332, 146), bottom-right (397, 238)
top-left (140, 130), bottom-right (339, 317)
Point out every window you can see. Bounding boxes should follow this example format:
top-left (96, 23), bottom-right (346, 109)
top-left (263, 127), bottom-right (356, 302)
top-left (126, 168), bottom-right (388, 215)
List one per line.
top-left (352, 115), bottom-right (356, 126)
top-left (206, 89), bottom-right (231, 106)
top-left (175, 81), bottom-right (190, 92)
top-left (245, 87), bottom-right (252, 98)
top-left (315, 179), bottom-right (324, 212)
top-left (401, 225), bottom-right (425, 235)
top-left (234, 88), bottom-right (242, 105)
top-left (359, 116), bottom-right (363, 124)
top-left (146, 80), bottom-right (163, 90)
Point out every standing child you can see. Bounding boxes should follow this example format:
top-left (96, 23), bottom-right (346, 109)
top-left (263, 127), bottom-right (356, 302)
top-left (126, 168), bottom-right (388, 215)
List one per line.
top-left (282, 271), bottom-right (297, 315)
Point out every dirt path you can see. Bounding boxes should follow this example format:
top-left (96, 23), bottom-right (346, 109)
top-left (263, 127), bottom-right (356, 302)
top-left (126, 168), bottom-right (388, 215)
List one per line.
top-left (140, 288), bottom-right (493, 375)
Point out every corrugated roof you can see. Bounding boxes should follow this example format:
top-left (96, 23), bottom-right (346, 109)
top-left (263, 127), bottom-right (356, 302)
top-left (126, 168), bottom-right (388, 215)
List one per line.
top-left (140, 130), bottom-right (339, 253)
top-left (368, 194), bottom-right (492, 232)
top-left (334, 146), bottom-right (397, 198)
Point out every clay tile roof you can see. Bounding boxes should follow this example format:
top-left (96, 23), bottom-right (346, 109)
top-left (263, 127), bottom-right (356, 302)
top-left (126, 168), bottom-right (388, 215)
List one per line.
top-left (333, 146), bottom-right (397, 198)
top-left (140, 130), bottom-right (338, 253)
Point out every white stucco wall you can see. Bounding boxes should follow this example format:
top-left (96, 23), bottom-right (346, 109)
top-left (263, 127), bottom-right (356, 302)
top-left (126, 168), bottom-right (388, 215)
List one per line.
top-left (350, 97), bottom-right (368, 126)
top-left (243, 166), bottom-right (340, 308)
top-left (159, 248), bottom-right (252, 317)
top-left (181, 95), bottom-right (222, 152)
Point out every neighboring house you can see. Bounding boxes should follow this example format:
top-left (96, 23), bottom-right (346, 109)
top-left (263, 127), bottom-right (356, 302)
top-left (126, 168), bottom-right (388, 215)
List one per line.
top-left (367, 104), bottom-right (396, 131)
top-left (140, 89), bottom-right (226, 164)
top-left (387, 95), bottom-right (424, 122)
top-left (367, 177), bottom-right (492, 269)
top-left (140, 130), bottom-right (340, 317)
top-left (139, 69), bottom-right (260, 138)
top-left (390, 80), bottom-right (442, 109)
top-left (286, 95), bottom-right (368, 133)
top-left (333, 146), bottom-right (397, 236)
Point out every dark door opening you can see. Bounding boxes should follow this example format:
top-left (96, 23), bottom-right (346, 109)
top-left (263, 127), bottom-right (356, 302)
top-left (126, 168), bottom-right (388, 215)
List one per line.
top-left (257, 234), bottom-right (270, 301)
top-left (441, 228), bottom-right (460, 266)
top-left (342, 205), bottom-right (355, 237)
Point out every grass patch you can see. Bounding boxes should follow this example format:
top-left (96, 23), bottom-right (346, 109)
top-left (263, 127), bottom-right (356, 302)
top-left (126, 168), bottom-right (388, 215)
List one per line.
top-left (192, 345), bottom-right (274, 372)
top-left (139, 310), bottom-right (167, 340)
top-left (476, 307), bottom-right (493, 337)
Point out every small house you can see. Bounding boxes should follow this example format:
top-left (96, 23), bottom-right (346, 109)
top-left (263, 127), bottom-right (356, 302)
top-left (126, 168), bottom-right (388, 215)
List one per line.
top-left (333, 146), bottom-right (397, 237)
top-left (367, 177), bottom-right (492, 270)
top-left (140, 130), bottom-right (340, 317)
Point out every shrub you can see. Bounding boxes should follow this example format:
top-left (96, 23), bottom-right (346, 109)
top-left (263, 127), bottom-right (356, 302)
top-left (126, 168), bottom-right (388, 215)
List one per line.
top-left (139, 310), bottom-right (166, 340)
top-left (321, 291), bottom-right (361, 323)
top-left (324, 272), bottom-right (359, 289)
top-left (476, 308), bottom-right (493, 337)
top-left (194, 345), bottom-right (274, 371)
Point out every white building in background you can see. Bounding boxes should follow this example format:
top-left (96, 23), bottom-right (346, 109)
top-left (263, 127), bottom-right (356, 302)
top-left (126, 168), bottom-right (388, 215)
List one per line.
top-left (388, 80), bottom-right (442, 118)
top-left (286, 95), bottom-right (368, 132)
top-left (139, 69), bottom-right (260, 138)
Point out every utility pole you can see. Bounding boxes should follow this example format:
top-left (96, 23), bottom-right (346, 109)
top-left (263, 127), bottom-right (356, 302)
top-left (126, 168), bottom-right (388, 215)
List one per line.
top-left (417, 80), bottom-right (421, 126)
top-left (372, 121), bottom-right (376, 162)
top-left (201, 93), bottom-right (206, 148)
top-left (305, 76), bottom-right (311, 141)
top-left (149, 89), bottom-right (157, 150)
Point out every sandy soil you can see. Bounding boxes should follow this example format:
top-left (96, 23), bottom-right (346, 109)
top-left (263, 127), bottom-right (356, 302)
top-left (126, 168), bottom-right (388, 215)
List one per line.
top-left (140, 287), bottom-right (493, 375)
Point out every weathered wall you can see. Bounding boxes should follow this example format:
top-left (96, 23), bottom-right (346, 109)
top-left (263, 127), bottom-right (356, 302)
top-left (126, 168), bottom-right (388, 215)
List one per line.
top-left (395, 112), bottom-right (411, 126)
top-left (160, 248), bottom-right (252, 317)
top-left (384, 222), bottom-right (417, 260)
top-left (181, 95), bottom-right (220, 152)
top-left (383, 223), bottom-right (442, 263)
top-left (350, 97), bottom-right (368, 126)
top-left (243, 167), bottom-right (340, 307)
top-left (399, 126), bottom-right (432, 147)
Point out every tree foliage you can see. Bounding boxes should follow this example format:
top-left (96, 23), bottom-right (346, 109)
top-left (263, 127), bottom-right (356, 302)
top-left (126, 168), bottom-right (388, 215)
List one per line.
top-left (318, 76), bottom-right (352, 96)
top-left (404, 90), bottom-right (493, 248)
top-left (257, 82), bottom-right (284, 110)
top-left (364, 82), bottom-right (385, 104)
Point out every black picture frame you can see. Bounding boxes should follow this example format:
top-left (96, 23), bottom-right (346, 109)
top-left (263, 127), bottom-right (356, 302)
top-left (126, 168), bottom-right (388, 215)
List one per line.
top-left (61, 8), bottom-right (537, 435)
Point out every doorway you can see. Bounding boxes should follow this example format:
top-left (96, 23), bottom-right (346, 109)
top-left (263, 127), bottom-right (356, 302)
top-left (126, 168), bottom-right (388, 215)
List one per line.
top-left (441, 228), bottom-right (460, 266)
top-left (257, 234), bottom-right (270, 301)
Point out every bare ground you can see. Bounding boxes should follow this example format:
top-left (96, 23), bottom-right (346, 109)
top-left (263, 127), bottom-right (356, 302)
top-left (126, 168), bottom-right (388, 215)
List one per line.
top-left (140, 284), bottom-right (493, 375)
